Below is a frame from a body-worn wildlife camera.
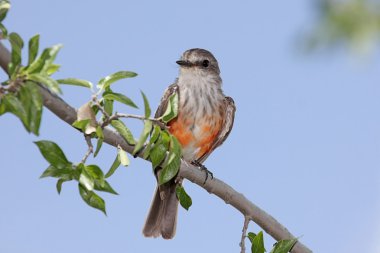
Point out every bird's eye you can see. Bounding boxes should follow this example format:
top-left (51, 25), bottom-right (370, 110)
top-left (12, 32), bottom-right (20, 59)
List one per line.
top-left (202, 60), bottom-right (210, 68)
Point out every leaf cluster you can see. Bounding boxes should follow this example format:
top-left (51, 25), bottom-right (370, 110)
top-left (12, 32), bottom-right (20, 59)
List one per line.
top-left (0, 3), bottom-right (62, 135)
top-left (36, 140), bottom-right (117, 214)
top-left (304, 0), bottom-right (380, 54)
top-left (247, 231), bottom-right (298, 253)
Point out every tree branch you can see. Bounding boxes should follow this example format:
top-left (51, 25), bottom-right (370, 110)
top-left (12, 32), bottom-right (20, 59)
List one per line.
top-left (0, 42), bottom-right (312, 253)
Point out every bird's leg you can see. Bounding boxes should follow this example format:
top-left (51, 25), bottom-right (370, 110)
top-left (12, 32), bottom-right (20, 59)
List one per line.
top-left (191, 160), bottom-right (213, 184)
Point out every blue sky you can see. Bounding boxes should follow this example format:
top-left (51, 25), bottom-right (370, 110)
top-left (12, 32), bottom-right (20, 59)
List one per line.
top-left (1, 1), bottom-right (379, 253)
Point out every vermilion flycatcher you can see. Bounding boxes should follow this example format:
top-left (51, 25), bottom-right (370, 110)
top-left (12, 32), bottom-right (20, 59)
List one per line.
top-left (143, 48), bottom-right (236, 239)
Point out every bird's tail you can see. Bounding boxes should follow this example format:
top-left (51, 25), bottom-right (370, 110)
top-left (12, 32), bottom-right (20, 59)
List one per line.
top-left (142, 182), bottom-right (179, 239)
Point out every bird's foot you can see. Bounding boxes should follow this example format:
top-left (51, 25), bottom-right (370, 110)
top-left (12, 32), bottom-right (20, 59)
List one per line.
top-left (191, 160), bottom-right (213, 184)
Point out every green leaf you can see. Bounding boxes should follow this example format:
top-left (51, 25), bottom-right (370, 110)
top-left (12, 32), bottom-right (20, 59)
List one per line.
top-left (96, 125), bottom-right (104, 139)
top-left (150, 143), bottom-right (167, 169)
top-left (91, 104), bottom-right (100, 116)
top-left (93, 126), bottom-right (104, 157)
top-left (27, 44), bottom-right (62, 75)
top-left (72, 119), bottom-right (90, 132)
top-left (118, 147), bottom-right (130, 167)
top-left (57, 78), bottom-right (93, 89)
top-left (79, 165), bottom-right (95, 191)
top-left (26, 47), bottom-right (48, 73)
top-left (34, 140), bottom-right (70, 169)
top-left (103, 91), bottom-right (138, 108)
top-left (40, 165), bottom-right (58, 178)
top-left (1, 82), bottom-right (43, 135)
top-left (86, 164), bottom-right (105, 188)
top-left (40, 165), bottom-right (74, 180)
top-left (78, 184), bottom-right (106, 215)
top-left (105, 154), bottom-right (121, 178)
top-left (162, 92), bottom-right (179, 123)
top-left (158, 152), bottom-right (181, 185)
top-left (46, 63), bottom-right (60, 75)
top-left (170, 134), bottom-right (182, 157)
top-left (8, 32), bottom-right (24, 76)
top-left (28, 73), bottom-right (61, 94)
top-left (9, 32), bottom-right (23, 50)
top-left (0, 23), bottom-right (7, 38)
top-left (94, 138), bottom-right (103, 157)
top-left (141, 91), bottom-right (151, 118)
top-left (143, 125), bottom-right (162, 160)
top-left (72, 163), bottom-right (85, 181)
top-left (149, 125), bottom-right (161, 144)
top-left (28, 34), bottom-right (39, 65)
top-left (40, 44), bottom-right (63, 74)
top-left (86, 165), bottom-right (105, 180)
top-left (94, 180), bottom-right (118, 195)
top-left (142, 142), bottom-right (153, 160)
top-left (175, 185), bottom-right (192, 210)
top-left (155, 134), bottom-right (182, 180)
top-left (160, 130), bottom-right (171, 148)
top-left (103, 98), bottom-right (113, 116)
top-left (18, 82), bottom-right (43, 135)
top-left (56, 178), bottom-right (70, 194)
top-left (2, 93), bottom-right (27, 127)
top-left (133, 120), bottom-right (152, 155)
top-left (98, 71), bottom-right (137, 90)
top-left (0, 97), bottom-right (6, 115)
top-left (248, 232), bottom-right (257, 243)
top-left (270, 239), bottom-right (297, 253)
top-left (251, 231), bottom-right (266, 253)
top-left (110, 120), bottom-right (136, 145)
top-left (0, 0), bottom-right (10, 22)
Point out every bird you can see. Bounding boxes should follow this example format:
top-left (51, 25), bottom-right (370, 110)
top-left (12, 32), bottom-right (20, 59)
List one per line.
top-left (142, 48), bottom-right (236, 239)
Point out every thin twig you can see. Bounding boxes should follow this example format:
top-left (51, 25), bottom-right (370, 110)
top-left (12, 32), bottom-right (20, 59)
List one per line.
top-left (91, 95), bottom-right (166, 129)
top-left (113, 113), bottom-right (167, 129)
top-left (240, 216), bottom-right (251, 253)
top-left (81, 135), bottom-right (93, 164)
top-left (102, 111), bottom-right (167, 129)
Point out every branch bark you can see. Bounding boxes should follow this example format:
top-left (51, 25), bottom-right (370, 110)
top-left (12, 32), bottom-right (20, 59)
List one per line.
top-left (0, 42), bottom-right (312, 253)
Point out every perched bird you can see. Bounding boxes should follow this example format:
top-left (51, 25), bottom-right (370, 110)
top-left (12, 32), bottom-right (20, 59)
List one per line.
top-left (143, 48), bottom-right (236, 239)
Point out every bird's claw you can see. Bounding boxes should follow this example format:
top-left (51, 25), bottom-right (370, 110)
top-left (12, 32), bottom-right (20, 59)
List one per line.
top-left (191, 160), bottom-right (213, 184)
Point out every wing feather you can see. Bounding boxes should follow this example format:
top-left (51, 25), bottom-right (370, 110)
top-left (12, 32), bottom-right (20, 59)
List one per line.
top-left (155, 83), bottom-right (179, 119)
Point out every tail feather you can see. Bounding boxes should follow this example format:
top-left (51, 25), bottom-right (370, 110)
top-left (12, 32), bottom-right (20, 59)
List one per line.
top-left (142, 187), bottom-right (163, 238)
top-left (143, 183), bottom-right (179, 239)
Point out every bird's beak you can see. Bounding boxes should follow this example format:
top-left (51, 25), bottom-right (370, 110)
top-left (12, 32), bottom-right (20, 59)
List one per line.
top-left (176, 60), bottom-right (192, 67)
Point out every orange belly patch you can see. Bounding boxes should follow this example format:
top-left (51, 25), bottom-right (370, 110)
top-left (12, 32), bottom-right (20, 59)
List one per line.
top-left (168, 119), bottom-right (195, 147)
top-left (168, 115), bottom-right (222, 160)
